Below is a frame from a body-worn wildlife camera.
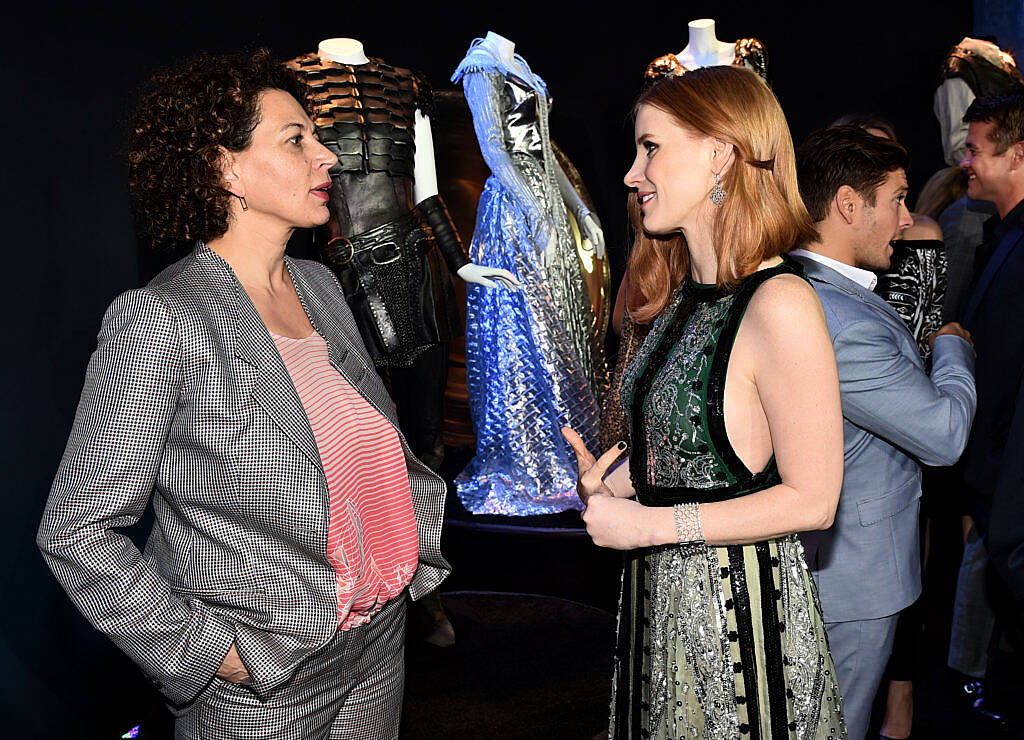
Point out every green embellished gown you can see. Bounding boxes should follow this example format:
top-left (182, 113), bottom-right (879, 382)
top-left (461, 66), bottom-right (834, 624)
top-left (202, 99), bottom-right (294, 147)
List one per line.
top-left (612, 260), bottom-right (847, 739)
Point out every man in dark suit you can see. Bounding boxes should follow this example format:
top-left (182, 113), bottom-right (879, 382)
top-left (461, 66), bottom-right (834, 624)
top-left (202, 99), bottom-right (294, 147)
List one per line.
top-left (959, 92), bottom-right (1024, 535)
top-left (989, 377), bottom-right (1024, 604)
top-left (952, 91), bottom-right (1024, 723)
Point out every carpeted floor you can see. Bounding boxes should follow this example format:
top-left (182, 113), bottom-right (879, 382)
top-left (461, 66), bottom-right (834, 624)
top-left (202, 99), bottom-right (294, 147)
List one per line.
top-left (402, 592), bottom-right (614, 739)
top-left (119, 469), bottom-right (1021, 739)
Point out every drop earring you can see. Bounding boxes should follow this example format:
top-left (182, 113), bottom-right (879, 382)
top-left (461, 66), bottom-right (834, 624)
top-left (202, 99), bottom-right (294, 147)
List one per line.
top-left (709, 172), bottom-right (726, 207)
top-left (238, 195), bottom-right (248, 212)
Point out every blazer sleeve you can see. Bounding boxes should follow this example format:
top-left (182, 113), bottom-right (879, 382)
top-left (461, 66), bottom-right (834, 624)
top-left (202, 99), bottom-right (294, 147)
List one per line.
top-left (988, 375), bottom-right (1024, 603)
top-left (36, 288), bottom-right (235, 706)
top-left (834, 321), bottom-right (977, 467)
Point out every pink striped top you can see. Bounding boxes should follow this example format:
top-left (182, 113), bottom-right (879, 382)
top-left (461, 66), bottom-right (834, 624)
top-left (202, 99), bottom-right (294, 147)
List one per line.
top-left (271, 330), bottom-right (418, 630)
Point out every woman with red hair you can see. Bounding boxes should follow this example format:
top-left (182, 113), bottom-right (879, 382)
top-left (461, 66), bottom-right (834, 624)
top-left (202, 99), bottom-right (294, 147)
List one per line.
top-left (565, 66), bottom-right (848, 738)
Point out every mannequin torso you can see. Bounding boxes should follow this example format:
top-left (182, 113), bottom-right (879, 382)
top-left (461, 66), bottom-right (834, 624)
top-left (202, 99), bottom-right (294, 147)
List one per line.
top-left (293, 39), bottom-right (425, 236)
top-left (646, 19), bottom-right (767, 84)
top-left (675, 19), bottom-right (737, 69)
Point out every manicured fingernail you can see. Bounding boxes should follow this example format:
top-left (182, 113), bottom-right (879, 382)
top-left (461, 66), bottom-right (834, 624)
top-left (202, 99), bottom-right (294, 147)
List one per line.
top-left (617, 441), bottom-right (627, 450)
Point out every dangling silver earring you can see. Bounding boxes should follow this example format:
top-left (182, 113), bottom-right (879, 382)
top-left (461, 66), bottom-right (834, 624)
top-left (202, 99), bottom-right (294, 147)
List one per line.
top-left (238, 195), bottom-right (248, 212)
top-left (709, 172), bottom-right (726, 207)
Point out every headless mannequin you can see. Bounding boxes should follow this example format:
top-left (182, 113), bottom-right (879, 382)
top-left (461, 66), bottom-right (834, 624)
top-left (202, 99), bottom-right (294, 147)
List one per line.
top-left (451, 30), bottom-right (607, 514)
top-left (479, 31), bottom-right (605, 259)
top-left (675, 19), bottom-right (738, 69)
top-left (646, 19), bottom-right (767, 85)
top-left (934, 37), bottom-right (1024, 166)
top-left (316, 38), bottom-right (516, 287)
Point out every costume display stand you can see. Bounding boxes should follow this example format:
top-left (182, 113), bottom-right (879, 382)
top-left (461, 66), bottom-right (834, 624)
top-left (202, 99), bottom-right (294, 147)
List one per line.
top-left (450, 31), bottom-right (607, 516)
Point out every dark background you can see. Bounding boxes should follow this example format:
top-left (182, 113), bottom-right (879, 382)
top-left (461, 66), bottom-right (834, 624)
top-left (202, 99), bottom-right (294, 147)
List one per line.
top-left (3, 1), bottom-right (1010, 736)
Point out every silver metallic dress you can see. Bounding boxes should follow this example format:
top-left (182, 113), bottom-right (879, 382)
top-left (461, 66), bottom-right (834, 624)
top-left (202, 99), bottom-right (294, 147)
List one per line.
top-left (614, 262), bottom-right (847, 739)
top-left (451, 43), bottom-right (600, 515)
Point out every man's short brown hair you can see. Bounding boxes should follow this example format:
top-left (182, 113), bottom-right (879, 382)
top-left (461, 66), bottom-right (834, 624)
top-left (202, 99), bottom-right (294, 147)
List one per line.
top-left (963, 92), bottom-right (1024, 154)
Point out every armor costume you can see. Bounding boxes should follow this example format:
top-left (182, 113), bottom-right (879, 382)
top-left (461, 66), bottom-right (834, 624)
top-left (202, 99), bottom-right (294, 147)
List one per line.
top-left (934, 38), bottom-right (1024, 166)
top-left (939, 40), bottom-right (1024, 100)
top-left (645, 37), bottom-right (768, 83)
top-left (288, 53), bottom-right (468, 471)
top-left (287, 54), bottom-right (468, 368)
top-left (451, 38), bottom-right (602, 515)
top-left (876, 240), bottom-right (947, 365)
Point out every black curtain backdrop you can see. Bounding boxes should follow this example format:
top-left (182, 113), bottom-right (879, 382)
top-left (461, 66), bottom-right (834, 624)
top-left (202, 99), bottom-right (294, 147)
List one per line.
top-left (3, 2), bottom-right (973, 736)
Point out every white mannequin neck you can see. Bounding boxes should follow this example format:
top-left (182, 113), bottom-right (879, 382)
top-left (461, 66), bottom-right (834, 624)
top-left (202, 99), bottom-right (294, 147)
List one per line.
top-left (484, 31), bottom-right (516, 67)
top-left (676, 19), bottom-right (735, 69)
top-left (481, 30), bottom-right (533, 82)
top-left (317, 38), bottom-right (369, 65)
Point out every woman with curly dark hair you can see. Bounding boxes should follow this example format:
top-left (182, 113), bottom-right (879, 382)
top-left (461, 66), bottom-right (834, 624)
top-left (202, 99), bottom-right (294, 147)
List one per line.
top-left (36, 49), bottom-right (448, 739)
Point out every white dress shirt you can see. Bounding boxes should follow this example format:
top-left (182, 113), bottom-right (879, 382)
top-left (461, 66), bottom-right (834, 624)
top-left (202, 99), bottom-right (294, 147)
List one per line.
top-left (789, 249), bottom-right (878, 291)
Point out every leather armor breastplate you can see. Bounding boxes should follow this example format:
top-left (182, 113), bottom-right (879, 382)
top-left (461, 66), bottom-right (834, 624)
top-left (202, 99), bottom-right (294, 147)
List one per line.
top-left (285, 54), bottom-right (468, 367)
top-left (287, 55), bottom-right (424, 179)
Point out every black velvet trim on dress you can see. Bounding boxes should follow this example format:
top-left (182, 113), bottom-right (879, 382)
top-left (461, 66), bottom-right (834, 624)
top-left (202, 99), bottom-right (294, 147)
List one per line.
top-left (707, 259), bottom-right (802, 484)
top-left (633, 553), bottom-right (646, 736)
top-left (612, 551), bottom-right (645, 740)
top-left (633, 468), bottom-right (782, 506)
top-left (756, 542), bottom-right (791, 738)
top-left (728, 545), bottom-right (762, 740)
top-left (628, 282), bottom-right (697, 500)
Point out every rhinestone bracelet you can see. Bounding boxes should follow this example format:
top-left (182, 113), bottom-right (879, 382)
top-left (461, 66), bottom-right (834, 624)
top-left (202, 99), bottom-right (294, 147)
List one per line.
top-left (673, 502), bottom-right (704, 545)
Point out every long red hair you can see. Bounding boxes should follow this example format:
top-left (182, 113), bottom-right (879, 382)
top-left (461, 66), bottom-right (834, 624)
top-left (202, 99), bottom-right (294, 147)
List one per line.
top-left (627, 66), bottom-right (814, 323)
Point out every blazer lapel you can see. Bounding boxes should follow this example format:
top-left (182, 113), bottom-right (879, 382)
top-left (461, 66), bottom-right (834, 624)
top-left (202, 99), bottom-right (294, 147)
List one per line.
top-left (284, 259), bottom-right (403, 432)
top-left (962, 228), bottom-right (1024, 325)
top-left (195, 244), bottom-right (324, 472)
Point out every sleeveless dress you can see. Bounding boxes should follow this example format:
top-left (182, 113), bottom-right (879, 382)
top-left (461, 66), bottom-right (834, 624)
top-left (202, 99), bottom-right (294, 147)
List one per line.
top-left (612, 260), bottom-right (847, 739)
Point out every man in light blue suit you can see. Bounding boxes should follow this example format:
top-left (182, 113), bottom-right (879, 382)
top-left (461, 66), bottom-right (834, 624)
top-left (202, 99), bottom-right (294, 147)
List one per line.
top-left (791, 127), bottom-right (977, 739)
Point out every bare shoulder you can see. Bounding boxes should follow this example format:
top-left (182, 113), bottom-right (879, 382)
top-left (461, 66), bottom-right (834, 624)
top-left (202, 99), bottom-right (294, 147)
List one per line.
top-left (737, 272), bottom-right (830, 361)
top-left (745, 272), bottom-right (824, 327)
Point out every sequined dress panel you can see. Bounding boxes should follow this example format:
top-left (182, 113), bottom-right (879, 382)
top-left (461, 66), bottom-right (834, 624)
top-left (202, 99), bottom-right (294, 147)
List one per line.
top-left (612, 262), bottom-right (847, 739)
top-left (452, 66), bottom-right (599, 515)
top-left (875, 239), bottom-right (947, 364)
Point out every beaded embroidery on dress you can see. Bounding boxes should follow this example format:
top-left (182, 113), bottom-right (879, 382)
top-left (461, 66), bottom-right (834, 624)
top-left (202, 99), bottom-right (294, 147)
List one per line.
top-left (611, 261), bottom-right (847, 740)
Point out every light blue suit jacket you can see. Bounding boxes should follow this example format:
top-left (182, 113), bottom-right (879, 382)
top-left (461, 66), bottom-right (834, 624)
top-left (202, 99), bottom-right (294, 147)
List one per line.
top-left (792, 255), bottom-right (977, 622)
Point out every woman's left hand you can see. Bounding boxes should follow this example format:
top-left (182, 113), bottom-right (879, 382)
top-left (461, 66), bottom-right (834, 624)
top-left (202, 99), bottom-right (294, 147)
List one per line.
top-left (561, 427), bottom-right (622, 503)
top-left (581, 494), bottom-right (656, 550)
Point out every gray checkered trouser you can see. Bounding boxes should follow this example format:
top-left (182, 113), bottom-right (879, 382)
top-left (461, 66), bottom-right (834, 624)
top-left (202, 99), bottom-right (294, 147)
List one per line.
top-left (174, 594), bottom-right (406, 739)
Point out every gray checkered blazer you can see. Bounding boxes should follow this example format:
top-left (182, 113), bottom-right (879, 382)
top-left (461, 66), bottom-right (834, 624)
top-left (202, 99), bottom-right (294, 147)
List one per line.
top-left (37, 242), bottom-right (449, 707)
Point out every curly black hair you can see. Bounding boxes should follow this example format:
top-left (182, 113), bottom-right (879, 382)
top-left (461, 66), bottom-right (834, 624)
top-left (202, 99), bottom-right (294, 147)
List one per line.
top-left (127, 49), bottom-right (311, 248)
